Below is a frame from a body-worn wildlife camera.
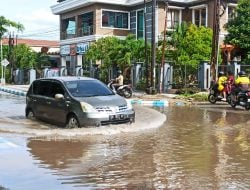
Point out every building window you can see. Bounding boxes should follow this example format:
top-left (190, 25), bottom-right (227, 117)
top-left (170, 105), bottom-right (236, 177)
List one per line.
top-left (102, 10), bottom-right (129, 29)
top-left (193, 7), bottom-right (207, 27)
top-left (167, 9), bottom-right (181, 29)
top-left (62, 17), bottom-right (76, 39)
top-left (81, 12), bottom-right (93, 36)
top-left (228, 6), bottom-right (236, 22)
top-left (137, 10), bottom-right (144, 39)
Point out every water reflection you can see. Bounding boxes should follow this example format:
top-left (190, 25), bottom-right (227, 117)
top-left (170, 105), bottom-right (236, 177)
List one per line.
top-left (25, 106), bottom-right (250, 189)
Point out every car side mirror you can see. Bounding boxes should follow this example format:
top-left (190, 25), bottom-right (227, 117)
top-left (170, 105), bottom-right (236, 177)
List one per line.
top-left (55, 94), bottom-right (64, 100)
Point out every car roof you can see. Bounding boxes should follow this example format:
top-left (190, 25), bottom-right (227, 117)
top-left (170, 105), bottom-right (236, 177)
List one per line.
top-left (36, 76), bottom-right (97, 82)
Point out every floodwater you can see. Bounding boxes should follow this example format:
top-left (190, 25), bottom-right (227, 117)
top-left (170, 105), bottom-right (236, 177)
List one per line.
top-left (0, 92), bottom-right (250, 190)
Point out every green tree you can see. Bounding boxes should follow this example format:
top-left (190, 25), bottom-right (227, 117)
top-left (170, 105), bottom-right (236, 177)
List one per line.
top-left (86, 34), bottom-right (145, 81)
top-left (0, 16), bottom-right (24, 81)
top-left (0, 16), bottom-right (24, 40)
top-left (168, 23), bottom-right (213, 84)
top-left (13, 44), bottom-right (37, 69)
top-left (224, 0), bottom-right (250, 64)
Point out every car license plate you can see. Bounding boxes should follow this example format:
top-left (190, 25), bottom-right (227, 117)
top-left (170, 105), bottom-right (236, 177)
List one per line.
top-left (109, 114), bottom-right (126, 120)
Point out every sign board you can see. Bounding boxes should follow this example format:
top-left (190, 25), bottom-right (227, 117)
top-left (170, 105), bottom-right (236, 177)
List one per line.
top-left (60, 45), bottom-right (70, 56)
top-left (77, 43), bottom-right (89, 54)
top-left (1, 59), bottom-right (9, 67)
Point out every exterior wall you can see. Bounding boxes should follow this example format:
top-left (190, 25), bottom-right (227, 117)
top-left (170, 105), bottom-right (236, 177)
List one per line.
top-left (207, 0), bottom-right (214, 29)
top-left (95, 4), bottom-right (130, 36)
top-left (60, 3), bottom-right (130, 39)
top-left (158, 3), bottom-right (166, 38)
top-left (55, 0), bottom-right (239, 72)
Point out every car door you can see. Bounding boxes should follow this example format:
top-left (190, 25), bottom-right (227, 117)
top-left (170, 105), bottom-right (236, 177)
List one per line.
top-left (47, 81), bottom-right (69, 124)
top-left (35, 80), bottom-right (53, 120)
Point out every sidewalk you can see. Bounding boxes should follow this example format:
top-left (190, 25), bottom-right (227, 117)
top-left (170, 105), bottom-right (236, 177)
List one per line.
top-left (0, 84), bottom-right (185, 107)
top-left (0, 84), bottom-right (28, 96)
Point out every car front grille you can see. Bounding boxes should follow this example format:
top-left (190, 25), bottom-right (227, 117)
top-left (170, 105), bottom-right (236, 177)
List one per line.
top-left (95, 105), bottom-right (128, 113)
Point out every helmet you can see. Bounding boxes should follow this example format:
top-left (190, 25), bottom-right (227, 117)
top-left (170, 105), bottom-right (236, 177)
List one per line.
top-left (227, 70), bottom-right (233, 75)
top-left (117, 70), bottom-right (122, 74)
top-left (238, 71), bottom-right (246, 77)
top-left (218, 71), bottom-right (225, 77)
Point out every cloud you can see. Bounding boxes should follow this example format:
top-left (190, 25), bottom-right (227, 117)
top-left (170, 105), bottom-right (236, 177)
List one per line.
top-left (18, 9), bottom-right (58, 31)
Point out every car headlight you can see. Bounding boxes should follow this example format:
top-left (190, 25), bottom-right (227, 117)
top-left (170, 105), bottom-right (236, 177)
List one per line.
top-left (80, 102), bottom-right (97, 113)
top-left (126, 99), bottom-right (133, 110)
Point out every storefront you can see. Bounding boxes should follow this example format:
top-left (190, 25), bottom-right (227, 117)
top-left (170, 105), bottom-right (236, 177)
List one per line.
top-left (60, 42), bottom-right (90, 76)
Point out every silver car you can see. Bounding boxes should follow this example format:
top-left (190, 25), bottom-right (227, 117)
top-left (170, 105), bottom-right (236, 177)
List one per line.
top-left (25, 77), bottom-right (135, 128)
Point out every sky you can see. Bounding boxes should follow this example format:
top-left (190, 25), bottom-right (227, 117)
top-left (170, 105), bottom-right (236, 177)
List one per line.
top-left (0, 0), bottom-right (59, 41)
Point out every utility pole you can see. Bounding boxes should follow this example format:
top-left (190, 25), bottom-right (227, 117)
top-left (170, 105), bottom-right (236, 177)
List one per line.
top-left (159, 0), bottom-right (168, 93)
top-left (0, 38), bottom-right (3, 84)
top-left (144, 0), bottom-right (149, 90)
top-left (210, 0), bottom-right (220, 82)
top-left (151, 0), bottom-right (156, 94)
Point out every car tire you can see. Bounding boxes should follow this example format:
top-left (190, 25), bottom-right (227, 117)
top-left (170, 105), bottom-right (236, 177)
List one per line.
top-left (26, 109), bottom-right (35, 120)
top-left (66, 114), bottom-right (80, 128)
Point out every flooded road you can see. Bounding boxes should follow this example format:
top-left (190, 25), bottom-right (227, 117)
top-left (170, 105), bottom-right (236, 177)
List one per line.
top-left (0, 92), bottom-right (250, 190)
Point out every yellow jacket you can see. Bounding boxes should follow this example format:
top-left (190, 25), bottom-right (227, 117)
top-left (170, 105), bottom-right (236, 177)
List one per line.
top-left (218, 76), bottom-right (227, 91)
top-left (235, 76), bottom-right (250, 85)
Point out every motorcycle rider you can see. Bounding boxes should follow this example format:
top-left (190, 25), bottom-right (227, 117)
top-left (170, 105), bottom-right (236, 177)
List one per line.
top-left (113, 70), bottom-right (124, 90)
top-left (232, 71), bottom-right (250, 101)
top-left (217, 71), bottom-right (227, 101)
top-left (225, 70), bottom-right (235, 94)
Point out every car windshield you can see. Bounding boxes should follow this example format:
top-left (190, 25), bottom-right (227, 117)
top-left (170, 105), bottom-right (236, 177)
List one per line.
top-left (64, 80), bottom-right (115, 97)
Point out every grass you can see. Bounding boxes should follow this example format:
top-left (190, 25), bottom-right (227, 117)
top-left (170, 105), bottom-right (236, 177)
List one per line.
top-left (178, 92), bottom-right (208, 102)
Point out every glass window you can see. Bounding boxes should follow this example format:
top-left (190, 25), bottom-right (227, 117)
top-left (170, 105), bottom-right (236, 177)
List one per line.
top-left (33, 81), bottom-right (51, 97)
top-left (50, 82), bottom-right (65, 98)
top-left (167, 9), bottom-right (180, 29)
top-left (102, 10), bottom-right (128, 29)
top-left (137, 10), bottom-right (144, 39)
top-left (67, 20), bottom-right (76, 35)
top-left (65, 80), bottom-right (115, 97)
top-left (82, 12), bottom-right (93, 35)
top-left (228, 6), bottom-right (236, 22)
top-left (193, 8), bottom-right (206, 27)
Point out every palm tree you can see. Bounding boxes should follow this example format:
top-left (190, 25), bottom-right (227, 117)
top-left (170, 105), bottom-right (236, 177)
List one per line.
top-left (0, 16), bottom-right (24, 83)
top-left (0, 16), bottom-right (24, 61)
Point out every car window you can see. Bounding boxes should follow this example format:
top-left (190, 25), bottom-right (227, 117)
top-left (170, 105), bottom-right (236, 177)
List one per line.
top-left (65, 80), bottom-right (114, 97)
top-left (50, 82), bottom-right (65, 98)
top-left (33, 80), bottom-right (52, 97)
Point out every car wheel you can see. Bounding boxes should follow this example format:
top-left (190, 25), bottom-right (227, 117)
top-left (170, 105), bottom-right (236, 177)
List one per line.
top-left (66, 114), bottom-right (80, 128)
top-left (26, 109), bottom-right (35, 120)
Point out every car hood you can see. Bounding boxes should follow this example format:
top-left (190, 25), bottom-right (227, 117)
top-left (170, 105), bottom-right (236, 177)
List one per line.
top-left (75, 94), bottom-right (127, 107)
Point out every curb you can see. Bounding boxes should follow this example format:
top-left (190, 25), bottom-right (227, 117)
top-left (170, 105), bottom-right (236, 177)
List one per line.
top-left (0, 86), bottom-right (169, 107)
top-left (0, 86), bottom-right (27, 96)
top-left (130, 99), bottom-right (169, 107)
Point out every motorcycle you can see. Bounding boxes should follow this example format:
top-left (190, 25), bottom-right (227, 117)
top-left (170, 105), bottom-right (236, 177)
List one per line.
top-left (228, 89), bottom-right (250, 110)
top-left (208, 82), bottom-right (232, 104)
top-left (107, 80), bottom-right (133, 99)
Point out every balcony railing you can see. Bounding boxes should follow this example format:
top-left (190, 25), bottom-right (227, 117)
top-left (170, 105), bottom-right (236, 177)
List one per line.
top-left (78, 26), bottom-right (94, 37)
top-left (61, 26), bottom-right (94, 40)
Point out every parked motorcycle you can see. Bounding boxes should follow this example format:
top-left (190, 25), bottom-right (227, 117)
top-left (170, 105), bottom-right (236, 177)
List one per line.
top-left (107, 80), bottom-right (133, 98)
top-left (208, 82), bottom-right (231, 104)
top-left (228, 89), bottom-right (250, 110)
